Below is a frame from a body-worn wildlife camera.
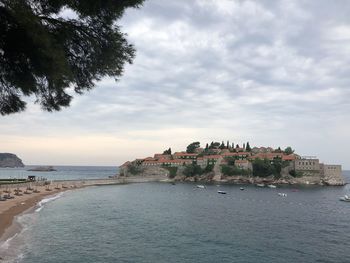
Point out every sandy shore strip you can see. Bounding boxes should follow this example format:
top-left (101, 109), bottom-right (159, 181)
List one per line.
top-left (0, 184), bottom-right (76, 241)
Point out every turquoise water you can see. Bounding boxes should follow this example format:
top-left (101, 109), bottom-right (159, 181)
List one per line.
top-left (1, 178), bottom-right (350, 262)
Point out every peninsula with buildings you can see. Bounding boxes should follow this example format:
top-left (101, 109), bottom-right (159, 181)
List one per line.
top-left (119, 141), bottom-right (345, 186)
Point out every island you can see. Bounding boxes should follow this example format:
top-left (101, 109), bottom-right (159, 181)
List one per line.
top-left (27, 166), bottom-right (57, 172)
top-left (0, 153), bottom-right (25, 168)
top-left (119, 141), bottom-right (345, 186)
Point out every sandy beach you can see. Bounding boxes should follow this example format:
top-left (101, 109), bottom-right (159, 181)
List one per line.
top-left (0, 183), bottom-right (79, 242)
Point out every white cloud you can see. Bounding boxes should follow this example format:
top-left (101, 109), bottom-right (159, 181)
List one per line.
top-left (1, 0), bottom-right (350, 168)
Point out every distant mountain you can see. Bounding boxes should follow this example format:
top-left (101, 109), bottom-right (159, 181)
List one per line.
top-left (0, 153), bottom-right (25, 167)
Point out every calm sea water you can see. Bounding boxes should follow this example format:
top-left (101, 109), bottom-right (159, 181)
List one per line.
top-left (1, 169), bottom-right (350, 263)
top-left (0, 166), bottom-right (118, 180)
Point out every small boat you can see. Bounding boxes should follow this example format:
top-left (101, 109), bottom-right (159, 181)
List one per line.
top-left (240, 187), bottom-right (244, 191)
top-left (267, 185), bottom-right (277, 188)
top-left (256, 183), bottom-right (265, 187)
top-left (340, 195), bottom-right (350, 202)
top-left (196, 185), bottom-right (205, 189)
top-left (217, 190), bottom-right (227, 194)
top-left (278, 193), bottom-right (287, 197)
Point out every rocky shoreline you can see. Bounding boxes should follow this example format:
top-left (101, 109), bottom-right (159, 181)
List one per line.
top-left (174, 174), bottom-right (346, 186)
top-left (120, 166), bottom-right (346, 186)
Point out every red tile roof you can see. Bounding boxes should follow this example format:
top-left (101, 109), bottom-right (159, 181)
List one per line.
top-left (144, 157), bottom-right (156, 161)
top-left (173, 152), bottom-right (198, 156)
top-left (203, 155), bottom-right (222, 159)
top-left (282, 154), bottom-right (297, 161)
top-left (249, 153), bottom-right (283, 160)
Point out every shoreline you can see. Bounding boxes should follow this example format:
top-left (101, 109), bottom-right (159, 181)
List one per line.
top-left (1, 175), bottom-right (346, 250)
top-left (0, 176), bottom-right (165, 245)
top-left (0, 186), bottom-right (75, 244)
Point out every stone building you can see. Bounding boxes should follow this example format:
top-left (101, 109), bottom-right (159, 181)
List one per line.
top-left (294, 158), bottom-right (343, 183)
top-left (319, 164), bottom-right (342, 177)
top-left (294, 158), bottom-right (320, 172)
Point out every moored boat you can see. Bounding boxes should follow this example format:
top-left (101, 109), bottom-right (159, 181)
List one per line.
top-left (256, 183), bottom-right (265, 187)
top-left (339, 195), bottom-right (350, 202)
top-left (217, 190), bottom-right (226, 194)
top-left (267, 184), bottom-right (276, 188)
top-left (196, 185), bottom-right (205, 189)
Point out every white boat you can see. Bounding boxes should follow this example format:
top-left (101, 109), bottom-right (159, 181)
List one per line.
top-left (196, 185), bottom-right (205, 189)
top-left (340, 195), bottom-right (350, 202)
top-left (217, 190), bottom-right (227, 194)
top-left (256, 183), bottom-right (265, 187)
top-left (278, 193), bottom-right (287, 197)
top-left (240, 187), bottom-right (244, 191)
top-left (268, 185), bottom-right (277, 188)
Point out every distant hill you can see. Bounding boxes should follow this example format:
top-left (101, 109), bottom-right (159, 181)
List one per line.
top-left (0, 153), bottom-right (25, 167)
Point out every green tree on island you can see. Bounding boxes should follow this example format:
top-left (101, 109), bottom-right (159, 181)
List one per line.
top-left (284, 147), bottom-right (294, 155)
top-left (209, 142), bottom-right (220, 149)
top-left (163, 148), bottom-right (172, 155)
top-left (183, 163), bottom-right (203, 177)
top-left (252, 158), bottom-right (275, 177)
top-left (186, 142), bottom-right (200, 153)
top-left (0, 0), bottom-right (143, 115)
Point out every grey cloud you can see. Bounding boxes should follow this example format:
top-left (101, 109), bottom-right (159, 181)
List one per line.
top-left (1, 0), bottom-right (350, 166)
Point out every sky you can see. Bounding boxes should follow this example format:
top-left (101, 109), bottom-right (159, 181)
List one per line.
top-left (1, 0), bottom-right (350, 168)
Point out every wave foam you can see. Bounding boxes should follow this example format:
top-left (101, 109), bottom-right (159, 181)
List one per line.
top-left (35, 192), bottom-right (64, 212)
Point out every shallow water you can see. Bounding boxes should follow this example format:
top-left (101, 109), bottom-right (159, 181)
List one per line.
top-left (2, 177), bottom-right (350, 263)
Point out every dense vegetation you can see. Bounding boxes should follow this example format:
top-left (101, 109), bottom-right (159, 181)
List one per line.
top-left (186, 142), bottom-right (200, 153)
top-left (289, 170), bottom-right (305, 178)
top-left (221, 165), bottom-right (251, 176)
top-left (183, 163), bottom-right (214, 177)
top-left (127, 163), bottom-right (143, 175)
top-left (163, 166), bottom-right (178, 178)
top-left (163, 148), bottom-right (172, 155)
top-left (252, 158), bottom-right (289, 178)
top-left (0, 0), bottom-right (143, 115)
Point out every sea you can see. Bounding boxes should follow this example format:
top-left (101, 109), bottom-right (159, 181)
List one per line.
top-left (0, 167), bottom-right (350, 263)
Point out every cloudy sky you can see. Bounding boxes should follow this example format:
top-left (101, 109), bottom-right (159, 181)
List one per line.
top-left (1, 0), bottom-right (350, 167)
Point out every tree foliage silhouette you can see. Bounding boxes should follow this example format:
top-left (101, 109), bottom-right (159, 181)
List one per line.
top-left (0, 0), bottom-right (143, 115)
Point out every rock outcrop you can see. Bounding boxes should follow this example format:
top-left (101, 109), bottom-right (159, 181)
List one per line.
top-left (121, 164), bottom-right (346, 186)
top-left (322, 173), bottom-right (346, 186)
top-left (0, 153), bottom-right (25, 168)
top-left (120, 165), bottom-right (169, 179)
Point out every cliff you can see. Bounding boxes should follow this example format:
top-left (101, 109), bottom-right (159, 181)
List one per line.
top-left (0, 153), bottom-right (25, 168)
